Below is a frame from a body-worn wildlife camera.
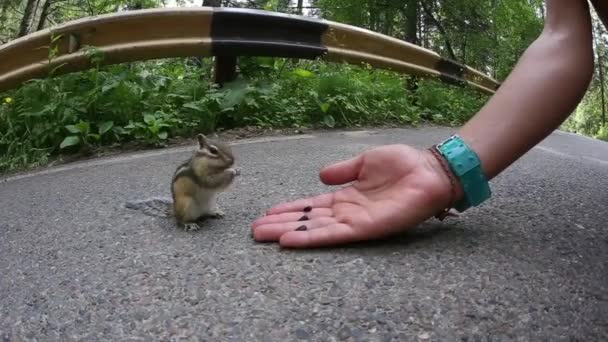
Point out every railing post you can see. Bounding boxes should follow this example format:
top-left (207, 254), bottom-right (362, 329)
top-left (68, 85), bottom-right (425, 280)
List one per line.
top-left (203, 0), bottom-right (237, 87)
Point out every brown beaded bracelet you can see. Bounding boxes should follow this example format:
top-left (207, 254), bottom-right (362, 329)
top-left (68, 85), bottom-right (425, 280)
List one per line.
top-left (428, 145), bottom-right (460, 221)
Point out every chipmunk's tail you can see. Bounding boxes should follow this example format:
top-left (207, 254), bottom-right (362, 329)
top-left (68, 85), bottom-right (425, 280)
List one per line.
top-left (125, 197), bottom-right (172, 218)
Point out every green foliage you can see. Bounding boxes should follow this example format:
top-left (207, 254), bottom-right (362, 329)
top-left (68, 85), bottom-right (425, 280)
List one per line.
top-left (415, 79), bottom-right (487, 125)
top-left (561, 30), bottom-right (607, 140)
top-left (0, 56), bottom-right (487, 172)
top-left (595, 125), bottom-right (608, 142)
top-left (60, 120), bottom-right (114, 149)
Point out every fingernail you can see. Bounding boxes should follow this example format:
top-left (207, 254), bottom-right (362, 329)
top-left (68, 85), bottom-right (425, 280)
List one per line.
top-left (298, 215), bottom-right (309, 221)
top-left (295, 225), bottom-right (307, 231)
top-left (303, 206), bottom-right (312, 213)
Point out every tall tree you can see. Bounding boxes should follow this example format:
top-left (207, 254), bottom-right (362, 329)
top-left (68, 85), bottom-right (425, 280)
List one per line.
top-left (203, 0), bottom-right (222, 6)
top-left (420, 0), bottom-right (456, 60)
top-left (594, 20), bottom-right (606, 126)
top-left (36, 0), bottom-right (53, 31)
top-left (18, 0), bottom-right (40, 37)
top-left (403, 0), bottom-right (419, 44)
top-left (0, 1), bottom-right (11, 40)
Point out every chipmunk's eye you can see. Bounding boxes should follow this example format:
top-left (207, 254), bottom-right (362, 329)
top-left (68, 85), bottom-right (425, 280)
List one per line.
top-left (208, 145), bottom-right (219, 155)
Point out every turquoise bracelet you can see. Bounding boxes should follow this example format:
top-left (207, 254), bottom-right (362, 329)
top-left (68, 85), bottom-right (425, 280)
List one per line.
top-left (436, 135), bottom-right (491, 212)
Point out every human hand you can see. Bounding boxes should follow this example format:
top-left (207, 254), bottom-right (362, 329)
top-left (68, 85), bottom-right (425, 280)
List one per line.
top-left (251, 145), bottom-right (462, 248)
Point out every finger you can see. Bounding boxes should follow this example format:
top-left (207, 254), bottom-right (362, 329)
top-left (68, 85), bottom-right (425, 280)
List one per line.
top-left (278, 223), bottom-right (359, 248)
top-left (319, 155), bottom-right (363, 186)
top-left (265, 193), bottom-right (335, 216)
top-left (251, 208), bottom-right (333, 228)
top-left (253, 217), bottom-right (338, 242)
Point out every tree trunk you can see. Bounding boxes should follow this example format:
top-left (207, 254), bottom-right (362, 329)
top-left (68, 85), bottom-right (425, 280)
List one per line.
top-left (36, 0), bottom-right (52, 31)
top-left (0, 1), bottom-right (10, 34)
top-left (403, 1), bottom-right (420, 96)
top-left (539, 2), bottom-right (545, 21)
top-left (421, 6), bottom-right (429, 48)
top-left (0, 1), bottom-right (9, 23)
top-left (595, 23), bottom-right (606, 126)
top-left (420, 0), bottom-right (456, 60)
top-left (461, 36), bottom-right (467, 64)
top-left (599, 59), bottom-right (606, 126)
top-left (382, 10), bottom-right (391, 35)
top-left (18, 0), bottom-right (39, 37)
top-left (203, 0), bottom-right (222, 6)
top-left (297, 0), bottom-right (303, 14)
top-left (404, 0), bottom-right (418, 44)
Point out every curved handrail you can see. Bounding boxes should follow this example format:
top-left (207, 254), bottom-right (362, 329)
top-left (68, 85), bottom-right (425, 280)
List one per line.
top-left (0, 7), bottom-right (500, 94)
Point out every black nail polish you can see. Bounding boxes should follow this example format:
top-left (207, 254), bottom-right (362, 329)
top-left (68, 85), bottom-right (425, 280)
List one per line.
top-left (303, 206), bottom-right (312, 213)
top-left (295, 225), bottom-right (307, 231)
top-left (298, 215), bottom-right (309, 221)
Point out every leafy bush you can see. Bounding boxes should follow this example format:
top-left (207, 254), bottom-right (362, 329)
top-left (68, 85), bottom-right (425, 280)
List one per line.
top-left (0, 56), bottom-right (488, 173)
top-left (595, 125), bottom-right (608, 142)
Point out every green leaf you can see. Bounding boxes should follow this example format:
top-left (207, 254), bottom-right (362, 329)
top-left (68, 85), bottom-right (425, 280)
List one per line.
top-left (87, 133), bottom-right (100, 140)
top-left (220, 80), bottom-right (249, 110)
top-left (60, 136), bottom-right (81, 149)
top-left (322, 115), bottom-right (336, 128)
top-left (101, 82), bottom-right (119, 93)
top-left (245, 97), bottom-right (259, 108)
top-left (157, 131), bottom-right (168, 140)
top-left (65, 125), bottom-right (81, 134)
top-left (293, 68), bottom-right (313, 77)
top-left (99, 121), bottom-right (114, 135)
top-left (320, 103), bottom-right (330, 113)
top-left (256, 57), bottom-right (276, 68)
top-left (183, 103), bottom-right (204, 112)
top-left (143, 114), bottom-right (155, 124)
top-left (75, 121), bottom-right (90, 134)
top-left (167, 93), bottom-right (192, 100)
top-left (49, 62), bottom-right (68, 76)
top-left (113, 126), bottom-right (126, 135)
top-left (148, 125), bottom-right (159, 134)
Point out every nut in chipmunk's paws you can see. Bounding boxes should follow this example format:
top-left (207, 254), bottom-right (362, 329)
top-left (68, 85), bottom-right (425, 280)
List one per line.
top-left (229, 168), bottom-right (241, 176)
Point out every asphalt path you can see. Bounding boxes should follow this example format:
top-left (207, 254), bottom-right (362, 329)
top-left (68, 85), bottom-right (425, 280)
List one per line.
top-left (1, 127), bottom-right (607, 341)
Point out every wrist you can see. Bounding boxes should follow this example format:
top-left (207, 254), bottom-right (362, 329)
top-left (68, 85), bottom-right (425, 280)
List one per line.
top-left (422, 148), bottom-right (464, 211)
top-left (434, 135), bottom-right (492, 213)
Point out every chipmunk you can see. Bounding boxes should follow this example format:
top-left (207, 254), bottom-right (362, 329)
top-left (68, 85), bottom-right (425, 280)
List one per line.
top-left (125, 134), bottom-right (239, 231)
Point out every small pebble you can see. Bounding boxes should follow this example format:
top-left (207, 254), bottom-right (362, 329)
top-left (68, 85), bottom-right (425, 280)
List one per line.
top-left (294, 328), bottom-right (311, 339)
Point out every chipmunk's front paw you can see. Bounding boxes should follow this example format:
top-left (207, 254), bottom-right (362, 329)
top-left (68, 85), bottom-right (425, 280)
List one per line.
top-left (228, 168), bottom-right (241, 177)
top-left (182, 222), bottom-right (201, 231)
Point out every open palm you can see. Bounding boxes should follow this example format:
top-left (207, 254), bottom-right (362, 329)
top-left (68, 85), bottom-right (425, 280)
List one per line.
top-left (251, 145), bottom-right (455, 248)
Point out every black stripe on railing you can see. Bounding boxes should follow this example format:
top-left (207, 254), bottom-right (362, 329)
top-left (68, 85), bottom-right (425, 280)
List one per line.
top-left (436, 58), bottom-right (467, 87)
top-left (210, 9), bottom-right (329, 59)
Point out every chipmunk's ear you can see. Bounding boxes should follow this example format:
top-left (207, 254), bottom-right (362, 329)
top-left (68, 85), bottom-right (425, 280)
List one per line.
top-left (197, 134), bottom-right (208, 148)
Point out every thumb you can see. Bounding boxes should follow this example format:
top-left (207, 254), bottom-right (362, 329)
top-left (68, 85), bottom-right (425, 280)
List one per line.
top-left (319, 154), bottom-right (364, 185)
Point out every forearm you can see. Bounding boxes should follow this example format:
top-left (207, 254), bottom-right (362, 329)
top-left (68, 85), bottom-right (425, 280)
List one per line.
top-left (457, 0), bottom-right (594, 180)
